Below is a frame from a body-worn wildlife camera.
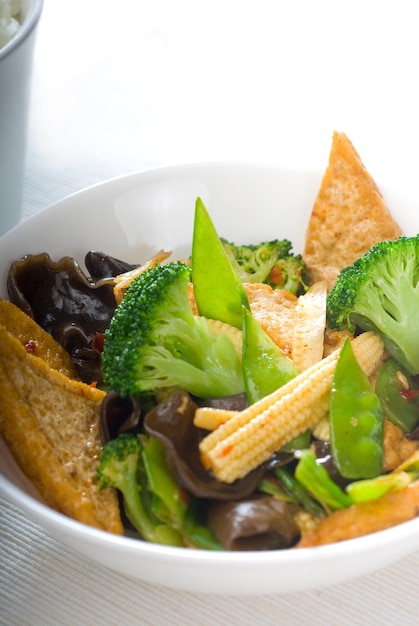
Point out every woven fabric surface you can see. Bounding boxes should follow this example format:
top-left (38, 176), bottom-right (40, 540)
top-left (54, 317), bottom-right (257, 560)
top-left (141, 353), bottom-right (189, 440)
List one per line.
top-left (1, 497), bottom-right (419, 626)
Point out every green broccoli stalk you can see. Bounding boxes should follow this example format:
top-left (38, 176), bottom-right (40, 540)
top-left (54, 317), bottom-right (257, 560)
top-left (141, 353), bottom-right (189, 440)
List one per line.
top-left (221, 238), bottom-right (308, 295)
top-left (327, 235), bottom-right (419, 375)
top-left (102, 261), bottom-right (244, 398)
top-left (97, 433), bottom-right (183, 545)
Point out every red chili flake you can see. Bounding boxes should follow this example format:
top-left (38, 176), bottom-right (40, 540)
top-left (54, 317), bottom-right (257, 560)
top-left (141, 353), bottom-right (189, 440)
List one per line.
top-left (25, 339), bottom-right (37, 354)
top-left (179, 488), bottom-right (190, 506)
top-left (401, 388), bottom-right (419, 401)
top-left (89, 382), bottom-right (98, 389)
top-left (218, 445), bottom-right (233, 458)
top-left (264, 475), bottom-right (281, 487)
top-left (91, 333), bottom-right (105, 354)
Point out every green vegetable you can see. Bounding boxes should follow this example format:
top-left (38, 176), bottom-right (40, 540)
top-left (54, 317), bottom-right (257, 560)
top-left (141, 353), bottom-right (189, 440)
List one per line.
top-left (97, 433), bottom-right (183, 545)
top-left (257, 476), bottom-right (296, 503)
top-left (98, 433), bottom-right (222, 549)
top-left (375, 358), bottom-right (419, 433)
top-left (272, 466), bottom-right (325, 517)
top-left (346, 471), bottom-right (414, 503)
top-left (182, 501), bottom-right (224, 550)
top-left (102, 261), bottom-right (244, 398)
top-left (241, 306), bottom-right (299, 404)
top-left (295, 449), bottom-right (353, 511)
top-left (141, 435), bottom-right (187, 529)
top-left (142, 435), bottom-right (222, 549)
top-left (221, 237), bottom-right (292, 283)
top-left (192, 197), bottom-right (249, 329)
top-left (330, 338), bottom-right (384, 480)
top-left (326, 234), bottom-right (419, 375)
top-left (280, 430), bottom-right (311, 453)
top-left (221, 236), bottom-right (308, 295)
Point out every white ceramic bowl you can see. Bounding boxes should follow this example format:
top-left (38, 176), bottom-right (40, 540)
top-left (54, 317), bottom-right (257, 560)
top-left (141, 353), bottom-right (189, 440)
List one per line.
top-left (0, 163), bottom-right (418, 595)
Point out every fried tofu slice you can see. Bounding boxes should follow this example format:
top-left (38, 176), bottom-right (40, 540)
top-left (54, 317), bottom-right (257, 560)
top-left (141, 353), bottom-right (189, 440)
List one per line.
top-left (303, 131), bottom-right (402, 290)
top-left (382, 420), bottom-right (418, 473)
top-left (291, 281), bottom-right (327, 371)
top-left (0, 326), bottom-right (123, 534)
top-left (245, 282), bottom-right (298, 357)
top-left (0, 298), bottom-right (78, 379)
top-left (297, 480), bottom-right (419, 547)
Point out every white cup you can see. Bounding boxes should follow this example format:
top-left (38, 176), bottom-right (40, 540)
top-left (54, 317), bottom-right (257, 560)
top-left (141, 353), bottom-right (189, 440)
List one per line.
top-left (0, 0), bottom-right (43, 235)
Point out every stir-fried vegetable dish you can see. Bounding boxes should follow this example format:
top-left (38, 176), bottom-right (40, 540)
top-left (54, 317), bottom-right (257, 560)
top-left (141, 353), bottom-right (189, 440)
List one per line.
top-left (1, 131), bottom-right (419, 551)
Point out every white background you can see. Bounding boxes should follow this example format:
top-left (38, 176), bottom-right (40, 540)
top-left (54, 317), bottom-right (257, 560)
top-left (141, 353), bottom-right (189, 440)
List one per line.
top-left (22, 0), bottom-right (419, 219)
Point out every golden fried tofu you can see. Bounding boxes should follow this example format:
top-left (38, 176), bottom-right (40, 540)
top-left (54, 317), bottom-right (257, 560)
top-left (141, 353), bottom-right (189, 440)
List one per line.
top-left (382, 420), bottom-right (418, 473)
top-left (323, 326), bottom-right (354, 357)
top-left (245, 282), bottom-right (298, 357)
top-left (0, 326), bottom-right (123, 534)
top-left (0, 298), bottom-right (78, 378)
top-left (297, 480), bottom-right (419, 547)
top-left (303, 131), bottom-right (402, 290)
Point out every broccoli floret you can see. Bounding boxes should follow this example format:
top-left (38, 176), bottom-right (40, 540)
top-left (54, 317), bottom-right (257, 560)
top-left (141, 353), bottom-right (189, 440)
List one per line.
top-left (221, 238), bottom-right (308, 294)
top-left (102, 261), bottom-right (244, 398)
top-left (221, 238), bottom-right (292, 283)
top-left (327, 235), bottom-right (419, 375)
top-left (97, 433), bottom-right (182, 545)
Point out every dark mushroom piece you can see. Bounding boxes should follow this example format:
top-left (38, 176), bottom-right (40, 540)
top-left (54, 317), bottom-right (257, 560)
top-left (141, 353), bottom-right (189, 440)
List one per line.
top-left (99, 390), bottom-right (142, 444)
top-left (7, 251), bottom-right (138, 384)
top-left (208, 496), bottom-right (300, 551)
top-left (194, 392), bottom-right (249, 412)
top-left (407, 425), bottom-right (419, 440)
top-left (311, 440), bottom-right (351, 489)
top-left (84, 250), bottom-right (137, 280)
top-left (143, 390), bottom-right (265, 500)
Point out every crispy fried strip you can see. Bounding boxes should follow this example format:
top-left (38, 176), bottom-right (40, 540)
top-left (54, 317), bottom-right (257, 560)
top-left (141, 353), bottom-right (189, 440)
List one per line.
top-left (0, 327), bottom-right (123, 534)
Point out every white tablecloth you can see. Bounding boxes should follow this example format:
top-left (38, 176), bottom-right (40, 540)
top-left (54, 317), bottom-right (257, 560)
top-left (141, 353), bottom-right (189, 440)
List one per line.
top-left (2, 1), bottom-right (419, 623)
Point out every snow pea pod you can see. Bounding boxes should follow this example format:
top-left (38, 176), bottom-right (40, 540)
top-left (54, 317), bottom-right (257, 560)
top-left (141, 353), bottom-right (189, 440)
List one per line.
top-left (375, 358), bottom-right (419, 433)
top-left (242, 306), bottom-right (299, 404)
top-left (241, 307), bottom-right (312, 448)
top-left (192, 198), bottom-right (249, 329)
top-left (330, 338), bottom-right (384, 480)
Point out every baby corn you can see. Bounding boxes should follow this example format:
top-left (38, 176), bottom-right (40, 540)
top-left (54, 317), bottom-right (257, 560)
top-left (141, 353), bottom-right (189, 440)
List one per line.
top-left (199, 331), bottom-right (384, 483)
top-left (312, 417), bottom-right (330, 442)
top-left (194, 407), bottom-right (238, 431)
top-left (204, 318), bottom-right (243, 358)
